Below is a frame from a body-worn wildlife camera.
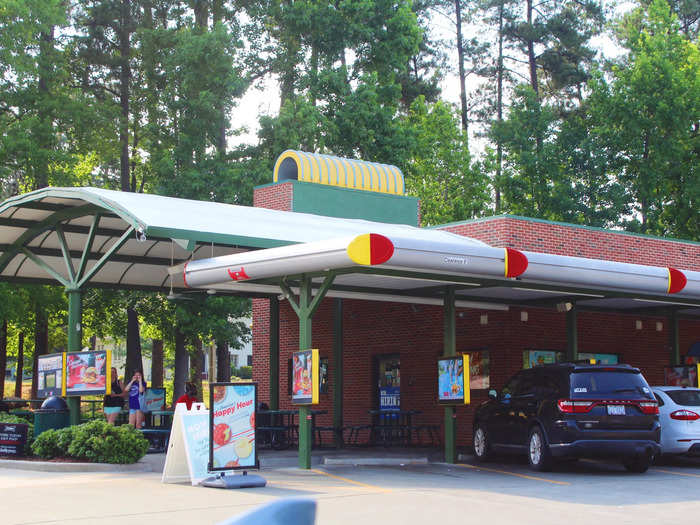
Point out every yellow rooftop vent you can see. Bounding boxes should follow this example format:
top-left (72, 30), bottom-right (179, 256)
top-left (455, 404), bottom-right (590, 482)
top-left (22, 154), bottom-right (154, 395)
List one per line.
top-left (273, 150), bottom-right (405, 195)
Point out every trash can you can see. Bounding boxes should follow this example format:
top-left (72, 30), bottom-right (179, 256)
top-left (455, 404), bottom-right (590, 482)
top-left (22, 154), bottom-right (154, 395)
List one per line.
top-left (33, 396), bottom-right (70, 438)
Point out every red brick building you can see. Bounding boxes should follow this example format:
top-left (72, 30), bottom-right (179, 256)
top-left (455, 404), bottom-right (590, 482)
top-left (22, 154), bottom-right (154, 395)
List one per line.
top-left (252, 180), bottom-right (700, 448)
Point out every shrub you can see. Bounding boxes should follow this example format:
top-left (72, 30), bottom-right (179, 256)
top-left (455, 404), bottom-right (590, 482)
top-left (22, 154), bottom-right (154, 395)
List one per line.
top-left (32, 421), bottom-right (148, 464)
top-left (232, 366), bottom-right (252, 379)
top-left (68, 420), bottom-right (149, 464)
top-left (31, 427), bottom-right (74, 459)
top-left (0, 412), bottom-right (34, 454)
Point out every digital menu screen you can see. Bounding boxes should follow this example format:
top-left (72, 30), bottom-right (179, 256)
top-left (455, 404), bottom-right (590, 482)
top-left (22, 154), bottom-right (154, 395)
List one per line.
top-left (37, 353), bottom-right (64, 398)
top-left (438, 355), bottom-right (470, 405)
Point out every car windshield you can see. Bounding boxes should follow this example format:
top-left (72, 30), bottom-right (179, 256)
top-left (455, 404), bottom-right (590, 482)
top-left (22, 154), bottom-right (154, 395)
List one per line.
top-left (570, 371), bottom-right (651, 398)
top-left (666, 390), bottom-right (700, 406)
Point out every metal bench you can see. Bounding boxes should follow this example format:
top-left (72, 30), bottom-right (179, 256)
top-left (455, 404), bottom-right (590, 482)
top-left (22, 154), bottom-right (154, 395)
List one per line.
top-left (139, 428), bottom-right (170, 453)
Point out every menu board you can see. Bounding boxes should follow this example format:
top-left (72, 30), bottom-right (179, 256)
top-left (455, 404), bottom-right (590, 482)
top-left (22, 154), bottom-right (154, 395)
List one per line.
top-left (578, 353), bottom-right (619, 365)
top-left (142, 388), bottom-right (166, 412)
top-left (437, 355), bottom-right (470, 405)
top-left (291, 349), bottom-right (319, 405)
top-left (63, 350), bottom-right (111, 396)
top-left (465, 350), bottom-right (490, 389)
top-left (37, 353), bottom-right (65, 398)
top-left (0, 423), bottom-right (28, 456)
top-left (209, 383), bottom-right (257, 471)
top-left (523, 350), bottom-right (565, 369)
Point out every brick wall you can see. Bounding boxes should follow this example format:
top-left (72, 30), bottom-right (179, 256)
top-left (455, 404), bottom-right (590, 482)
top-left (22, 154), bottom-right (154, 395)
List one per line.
top-left (253, 182), bottom-right (294, 211)
top-left (251, 184), bottom-right (700, 449)
top-left (440, 216), bottom-right (700, 271)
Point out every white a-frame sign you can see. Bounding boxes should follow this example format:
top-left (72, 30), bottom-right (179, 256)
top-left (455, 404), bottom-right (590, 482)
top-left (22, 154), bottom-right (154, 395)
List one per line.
top-left (162, 403), bottom-right (210, 485)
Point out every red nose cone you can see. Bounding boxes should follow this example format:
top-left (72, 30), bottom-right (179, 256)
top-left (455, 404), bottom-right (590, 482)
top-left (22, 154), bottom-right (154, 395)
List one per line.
top-left (668, 267), bottom-right (687, 294)
top-left (369, 234), bottom-right (395, 265)
top-left (505, 248), bottom-right (528, 278)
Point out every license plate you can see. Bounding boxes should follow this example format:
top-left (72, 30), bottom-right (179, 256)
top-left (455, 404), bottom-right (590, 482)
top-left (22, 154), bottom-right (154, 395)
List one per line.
top-left (607, 405), bottom-right (625, 416)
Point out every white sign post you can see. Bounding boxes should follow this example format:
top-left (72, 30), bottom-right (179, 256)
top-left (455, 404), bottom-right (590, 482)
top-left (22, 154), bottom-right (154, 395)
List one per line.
top-left (162, 403), bottom-right (210, 486)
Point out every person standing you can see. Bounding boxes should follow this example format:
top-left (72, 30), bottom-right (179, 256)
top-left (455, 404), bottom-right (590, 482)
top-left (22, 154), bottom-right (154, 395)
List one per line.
top-left (125, 370), bottom-right (147, 428)
top-left (175, 382), bottom-right (198, 410)
top-left (103, 367), bottom-right (126, 425)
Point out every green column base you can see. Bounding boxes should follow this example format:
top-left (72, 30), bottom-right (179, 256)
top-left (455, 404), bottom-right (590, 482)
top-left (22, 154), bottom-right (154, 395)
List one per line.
top-left (66, 397), bottom-right (81, 426)
top-left (298, 405), bottom-right (312, 469)
top-left (444, 406), bottom-right (456, 464)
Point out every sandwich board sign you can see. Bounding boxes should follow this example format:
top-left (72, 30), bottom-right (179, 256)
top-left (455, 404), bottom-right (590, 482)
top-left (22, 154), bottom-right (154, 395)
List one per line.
top-left (162, 402), bottom-right (210, 485)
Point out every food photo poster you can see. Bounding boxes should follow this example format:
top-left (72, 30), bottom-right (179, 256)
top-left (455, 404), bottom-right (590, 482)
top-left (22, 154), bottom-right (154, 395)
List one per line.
top-left (209, 383), bottom-right (257, 471)
top-left (292, 349), bottom-right (319, 405)
top-left (63, 350), bottom-right (111, 396)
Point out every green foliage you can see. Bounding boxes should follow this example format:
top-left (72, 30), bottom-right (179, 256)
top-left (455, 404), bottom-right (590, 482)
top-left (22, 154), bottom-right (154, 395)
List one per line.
top-left (0, 412), bottom-right (34, 454)
top-left (232, 366), bottom-right (252, 380)
top-left (32, 421), bottom-right (148, 464)
top-left (31, 426), bottom-right (73, 459)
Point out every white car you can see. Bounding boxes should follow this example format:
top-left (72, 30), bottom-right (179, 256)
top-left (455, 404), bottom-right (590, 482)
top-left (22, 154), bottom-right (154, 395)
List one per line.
top-left (652, 386), bottom-right (700, 455)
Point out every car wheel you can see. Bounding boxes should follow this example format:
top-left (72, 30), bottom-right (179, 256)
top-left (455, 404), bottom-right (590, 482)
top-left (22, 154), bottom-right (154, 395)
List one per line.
top-left (473, 425), bottom-right (492, 461)
top-left (527, 426), bottom-right (552, 472)
top-left (623, 457), bottom-right (651, 473)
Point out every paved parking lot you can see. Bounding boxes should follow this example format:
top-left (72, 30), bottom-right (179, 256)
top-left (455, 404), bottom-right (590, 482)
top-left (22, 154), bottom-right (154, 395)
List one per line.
top-left (3, 454), bottom-right (700, 525)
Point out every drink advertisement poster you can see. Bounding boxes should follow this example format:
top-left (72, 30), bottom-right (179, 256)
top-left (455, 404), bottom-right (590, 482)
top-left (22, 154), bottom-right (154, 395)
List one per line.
top-left (465, 350), bottom-right (490, 390)
top-left (37, 353), bottom-right (65, 398)
top-left (63, 350), bottom-right (111, 396)
top-left (292, 349), bottom-right (319, 405)
top-left (209, 383), bottom-right (258, 472)
top-left (437, 355), bottom-right (470, 405)
top-left (142, 388), bottom-right (166, 412)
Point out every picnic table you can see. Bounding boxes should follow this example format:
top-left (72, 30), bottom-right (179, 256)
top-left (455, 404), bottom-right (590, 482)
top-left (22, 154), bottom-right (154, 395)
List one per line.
top-left (364, 409), bottom-right (436, 447)
top-left (256, 409), bottom-right (328, 450)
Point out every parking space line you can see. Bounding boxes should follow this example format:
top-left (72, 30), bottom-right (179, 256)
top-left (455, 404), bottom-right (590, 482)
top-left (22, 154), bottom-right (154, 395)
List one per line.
top-left (455, 463), bottom-right (570, 485)
top-left (652, 468), bottom-right (700, 478)
top-left (309, 469), bottom-right (392, 492)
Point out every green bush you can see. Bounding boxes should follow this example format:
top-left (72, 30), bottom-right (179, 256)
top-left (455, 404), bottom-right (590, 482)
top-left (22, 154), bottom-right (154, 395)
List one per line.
top-left (32, 421), bottom-right (148, 464)
top-left (232, 366), bottom-right (252, 379)
top-left (0, 412), bottom-right (34, 454)
top-left (31, 426), bottom-right (74, 459)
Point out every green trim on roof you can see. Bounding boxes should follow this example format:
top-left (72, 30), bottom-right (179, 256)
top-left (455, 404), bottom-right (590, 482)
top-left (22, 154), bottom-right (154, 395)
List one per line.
top-left (431, 214), bottom-right (700, 247)
top-left (144, 226), bottom-right (294, 249)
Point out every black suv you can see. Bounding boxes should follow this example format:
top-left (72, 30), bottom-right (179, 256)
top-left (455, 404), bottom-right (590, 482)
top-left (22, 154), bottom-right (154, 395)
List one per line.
top-left (472, 363), bottom-right (661, 472)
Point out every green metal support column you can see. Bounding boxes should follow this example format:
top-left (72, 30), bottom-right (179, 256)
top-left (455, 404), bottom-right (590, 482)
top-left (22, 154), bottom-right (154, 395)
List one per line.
top-left (297, 277), bottom-right (313, 469)
top-left (670, 310), bottom-right (680, 365)
top-left (280, 272), bottom-right (335, 469)
top-left (566, 306), bottom-right (578, 362)
top-left (443, 287), bottom-right (456, 464)
top-left (66, 289), bottom-right (82, 426)
top-left (269, 297), bottom-right (280, 410)
top-left (333, 298), bottom-right (343, 448)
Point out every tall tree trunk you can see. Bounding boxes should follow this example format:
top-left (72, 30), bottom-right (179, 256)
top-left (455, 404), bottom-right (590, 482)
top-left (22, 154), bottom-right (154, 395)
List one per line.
top-left (31, 308), bottom-right (48, 400)
top-left (455, 0), bottom-right (468, 133)
top-left (495, 0), bottom-right (504, 213)
top-left (216, 340), bottom-right (230, 382)
top-left (14, 332), bottom-right (24, 398)
top-left (212, 0), bottom-right (227, 154)
top-left (151, 338), bottom-right (164, 388)
top-left (173, 329), bottom-right (188, 402)
top-left (119, 0), bottom-right (132, 192)
top-left (0, 320), bottom-right (6, 399)
top-left (125, 306), bottom-right (143, 379)
top-left (89, 334), bottom-right (96, 350)
top-left (34, 26), bottom-right (55, 190)
top-left (193, 0), bottom-right (209, 31)
top-left (190, 338), bottom-right (204, 402)
top-left (526, 0), bottom-right (538, 98)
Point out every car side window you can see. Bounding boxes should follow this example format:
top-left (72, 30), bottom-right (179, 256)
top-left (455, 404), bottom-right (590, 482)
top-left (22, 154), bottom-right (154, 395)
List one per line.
top-left (501, 375), bottom-right (521, 399)
top-left (654, 393), bottom-right (664, 407)
top-left (515, 372), bottom-right (536, 397)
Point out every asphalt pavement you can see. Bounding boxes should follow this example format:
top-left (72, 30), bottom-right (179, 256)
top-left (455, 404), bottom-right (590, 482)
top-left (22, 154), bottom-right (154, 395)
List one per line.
top-left (3, 453), bottom-right (700, 525)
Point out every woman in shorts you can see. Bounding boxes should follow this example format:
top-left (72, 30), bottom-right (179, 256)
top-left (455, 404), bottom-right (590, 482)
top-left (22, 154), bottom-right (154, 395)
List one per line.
top-left (103, 367), bottom-right (126, 424)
